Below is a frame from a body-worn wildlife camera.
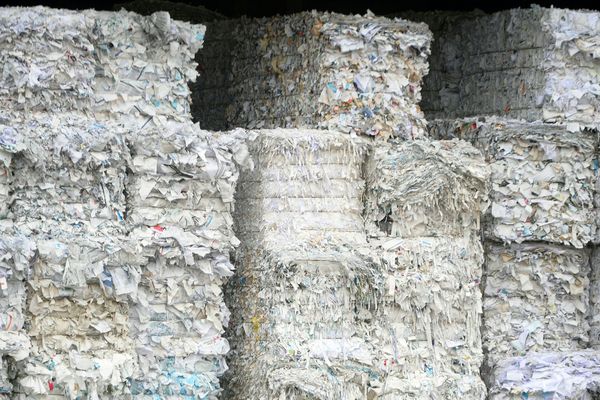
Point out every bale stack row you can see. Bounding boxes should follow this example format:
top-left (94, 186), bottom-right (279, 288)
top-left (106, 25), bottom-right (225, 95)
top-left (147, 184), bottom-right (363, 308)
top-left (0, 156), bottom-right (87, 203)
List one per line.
top-left (363, 140), bottom-right (490, 398)
top-left (430, 116), bottom-right (598, 397)
top-left (225, 129), bottom-right (373, 399)
top-left (413, 6), bottom-right (599, 397)
top-left (0, 6), bottom-right (235, 398)
top-left (225, 130), bottom-right (492, 399)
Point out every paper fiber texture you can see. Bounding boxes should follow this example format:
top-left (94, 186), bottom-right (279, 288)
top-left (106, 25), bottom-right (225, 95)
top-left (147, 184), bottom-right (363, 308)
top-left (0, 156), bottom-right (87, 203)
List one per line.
top-left (483, 243), bottom-right (590, 370)
top-left (407, 7), bottom-right (600, 131)
top-left (0, 6), bottom-right (205, 126)
top-left (364, 139), bottom-right (489, 239)
top-left (195, 12), bottom-right (432, 138)
top-left (488, 350), bottom-right (600, 399)
top-left (430, 118), bottom-right (597, 248)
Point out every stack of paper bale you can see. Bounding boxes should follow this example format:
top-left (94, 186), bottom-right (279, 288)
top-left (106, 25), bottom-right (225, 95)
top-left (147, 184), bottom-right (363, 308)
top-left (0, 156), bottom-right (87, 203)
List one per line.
top-left (125, 123), bottom-right (242, 398)
top-left (194, 12), bottom-right (432, 139)
top-left (429, 118), bottom-right (597, 396)
top-left (226, 129), bottom-right (376, 399)
top-left (407, 7), bottom-right (599, 132)
top-left (0, 6), bottom-right (212, 398)
top-left (363, 140), bottom-right (490, 399)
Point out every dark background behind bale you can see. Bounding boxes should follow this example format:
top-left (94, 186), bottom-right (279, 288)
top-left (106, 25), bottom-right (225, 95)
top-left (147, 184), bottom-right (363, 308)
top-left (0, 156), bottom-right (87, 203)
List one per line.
top-left (0, 0), bottom-right (598, 18)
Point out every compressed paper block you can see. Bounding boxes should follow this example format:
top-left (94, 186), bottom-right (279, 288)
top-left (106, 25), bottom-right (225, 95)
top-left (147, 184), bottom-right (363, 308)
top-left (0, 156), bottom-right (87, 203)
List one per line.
top-left (0, 7), bottom-right (205, 125)
top-left (430, 118), bottom-right (597, 248)
top-left (5, 113), bottom-right (129, 224)
top-left (483, 243), bottom-right (590, 370)
top-left (226, 237), bottom-right (488, 400)
top-left (488, 350), bottom-right (600, 400)
top-left (225, 245), bottom-right (383, 400)
top-left (369, 236), bottom-right (487, 399)
top-left (408, 7), bottom-right (600, 131)
top-left (234, 129), bottom-right (370, 247)
top-left (194, 12), bottom-right (432, 139)
top-left (12, 222), bottom-right (137, 399)
top-left (364, 139), bottom-right (489, 239)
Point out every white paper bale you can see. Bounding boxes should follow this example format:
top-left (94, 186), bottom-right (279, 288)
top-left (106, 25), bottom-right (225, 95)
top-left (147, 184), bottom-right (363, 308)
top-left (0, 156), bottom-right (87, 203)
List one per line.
top-left (364, 139), bottom-right (489, 239)
top-left (12, 222), bottom-right (136, 399)
top-left (5, 113), bottom-right (130, 224)
top-left (483, 243), bottom-right (590, 369)
top-left (225, 245), bottom-right (385, 400)
top-left (0, 7), bottom-right (205, 125)
top-left (369, 236), bottom-right (486, 399)
top-left (488, 350), bottom-right (600, 400)
top-left (430, 118), bottom-right (597, 248)
top-left (234, 128), bottom-right (370, 247)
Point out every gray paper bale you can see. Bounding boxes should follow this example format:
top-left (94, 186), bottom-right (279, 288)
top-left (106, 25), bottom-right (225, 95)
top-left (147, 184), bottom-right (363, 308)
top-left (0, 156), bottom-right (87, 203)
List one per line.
top-left (409, 7), bottom-right (600, 131)
top-left (195, 12), bottom-right (432, 139)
